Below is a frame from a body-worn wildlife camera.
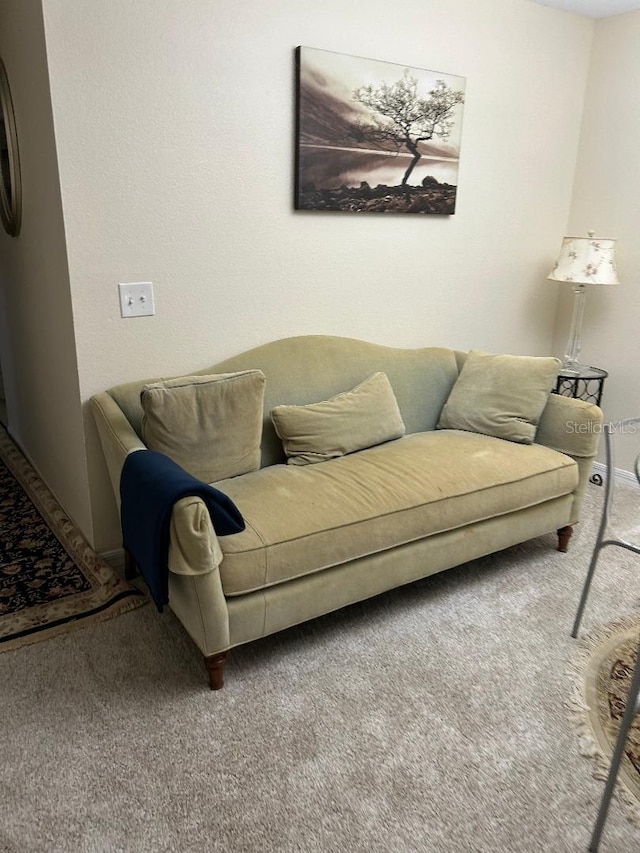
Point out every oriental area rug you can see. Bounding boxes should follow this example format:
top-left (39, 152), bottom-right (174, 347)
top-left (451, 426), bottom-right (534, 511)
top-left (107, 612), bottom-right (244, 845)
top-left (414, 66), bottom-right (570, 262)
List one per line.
top-left (0, 426), bottom-right (145, 652)
top-left (568, 614), bottom-right (640, 827)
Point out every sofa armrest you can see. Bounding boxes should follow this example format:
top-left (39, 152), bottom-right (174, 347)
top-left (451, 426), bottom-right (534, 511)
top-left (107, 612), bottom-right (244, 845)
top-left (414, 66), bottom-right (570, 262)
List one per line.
top-left (91, 392), bottom-right (224, 579)
top-left (169, 496), bottom-right (224, 576)
top-left (91, 392), bottom-right (146, 504)
top-left (536, 394), bottom-right (603, 526)
top-left (535, 394), bottom-right (603, 457)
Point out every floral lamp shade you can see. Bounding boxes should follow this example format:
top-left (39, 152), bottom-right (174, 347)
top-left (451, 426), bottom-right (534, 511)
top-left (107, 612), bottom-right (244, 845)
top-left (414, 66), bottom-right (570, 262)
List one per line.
top-left (548, 232), bottom-right (619, 286)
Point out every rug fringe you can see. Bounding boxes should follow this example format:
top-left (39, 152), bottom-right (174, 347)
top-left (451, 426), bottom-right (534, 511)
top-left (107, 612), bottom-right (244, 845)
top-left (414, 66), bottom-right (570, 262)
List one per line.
top-left (566, 612), bottom-right (640, 829)
top-left (0, 591), bottom-right (145, 653)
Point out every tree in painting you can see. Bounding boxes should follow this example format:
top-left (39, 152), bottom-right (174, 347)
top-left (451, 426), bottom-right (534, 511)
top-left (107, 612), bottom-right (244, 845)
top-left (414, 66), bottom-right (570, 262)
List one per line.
top-left (353, 71), bottom-right (465, 187)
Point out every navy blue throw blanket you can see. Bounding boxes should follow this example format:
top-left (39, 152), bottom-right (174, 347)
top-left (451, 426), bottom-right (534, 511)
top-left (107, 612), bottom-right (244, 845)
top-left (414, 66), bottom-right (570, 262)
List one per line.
top-left (120, 450), bottom-right (245, 611)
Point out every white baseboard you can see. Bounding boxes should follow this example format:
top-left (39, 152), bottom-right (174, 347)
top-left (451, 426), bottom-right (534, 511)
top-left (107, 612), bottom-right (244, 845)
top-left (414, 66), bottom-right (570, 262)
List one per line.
top-left (591, 461), bottom-right (639, 489)
top-left (100, 548), bottom-right (125, 572)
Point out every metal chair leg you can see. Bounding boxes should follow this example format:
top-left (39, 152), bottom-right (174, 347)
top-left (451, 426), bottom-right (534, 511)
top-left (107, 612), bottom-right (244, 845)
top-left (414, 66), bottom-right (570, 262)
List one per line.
top-left (588, 637), bottom-right (640, 852)
top-left (572, 545), bottom-right (604, 639)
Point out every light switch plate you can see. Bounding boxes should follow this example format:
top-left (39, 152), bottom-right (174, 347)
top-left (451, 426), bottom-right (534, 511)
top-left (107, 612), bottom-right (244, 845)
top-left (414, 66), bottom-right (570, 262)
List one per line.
top-left (119, 281), bottom-right (155, 318)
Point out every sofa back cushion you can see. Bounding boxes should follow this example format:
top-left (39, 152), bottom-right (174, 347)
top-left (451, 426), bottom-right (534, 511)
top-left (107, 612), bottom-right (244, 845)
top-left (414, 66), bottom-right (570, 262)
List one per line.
top-left (437, 350), bottom-right (560, 444)
top-left (106, 336), bottom-right (460, 468)
top-left (140, 370), bottom-right (266, 482)
top-left (271, 372), bottom-right (406, 465)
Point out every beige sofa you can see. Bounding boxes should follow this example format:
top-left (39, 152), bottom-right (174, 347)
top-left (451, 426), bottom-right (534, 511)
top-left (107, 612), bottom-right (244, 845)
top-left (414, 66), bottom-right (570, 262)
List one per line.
top-left (91, 335), bottom-right (602, 690)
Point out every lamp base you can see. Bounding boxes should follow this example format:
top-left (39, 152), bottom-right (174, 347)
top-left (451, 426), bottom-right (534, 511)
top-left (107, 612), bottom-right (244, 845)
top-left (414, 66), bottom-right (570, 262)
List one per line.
top-left (559, 358), bottom-right (591, 375)
top-left (561, 285), bottom-right (587, 376)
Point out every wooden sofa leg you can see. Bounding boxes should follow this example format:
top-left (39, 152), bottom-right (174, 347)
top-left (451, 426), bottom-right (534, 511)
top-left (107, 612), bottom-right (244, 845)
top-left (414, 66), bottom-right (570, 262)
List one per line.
top-left (204, 652), bottom-right (228, 690)
top-left (557, 525), bottom-right (573, 553)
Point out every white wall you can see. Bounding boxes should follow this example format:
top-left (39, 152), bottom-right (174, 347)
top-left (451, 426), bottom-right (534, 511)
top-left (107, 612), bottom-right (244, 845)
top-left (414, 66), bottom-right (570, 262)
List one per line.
top-left (555, 9), bottom-right (640, 472)
top-left (2, 0), bottom-right (594, 552)
top-left (0, 0), bottom-right (92, 538)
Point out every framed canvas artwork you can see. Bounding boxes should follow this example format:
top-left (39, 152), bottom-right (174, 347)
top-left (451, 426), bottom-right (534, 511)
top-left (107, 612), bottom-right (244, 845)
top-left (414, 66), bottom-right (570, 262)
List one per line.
top-left (295, 46), bottom-right (465, 215)
top-left (0, 57), bottom-right (21, 236)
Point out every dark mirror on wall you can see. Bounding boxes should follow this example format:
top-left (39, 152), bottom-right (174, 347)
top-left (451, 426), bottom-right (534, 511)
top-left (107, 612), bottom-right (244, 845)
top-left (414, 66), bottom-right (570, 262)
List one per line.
top-left (0, 57), bottom-right (21, 237)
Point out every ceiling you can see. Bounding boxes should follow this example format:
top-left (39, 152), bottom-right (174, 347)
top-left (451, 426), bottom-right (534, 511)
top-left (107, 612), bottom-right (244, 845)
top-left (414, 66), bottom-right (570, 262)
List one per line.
top-left (531, 0), bottom-right (640, 16)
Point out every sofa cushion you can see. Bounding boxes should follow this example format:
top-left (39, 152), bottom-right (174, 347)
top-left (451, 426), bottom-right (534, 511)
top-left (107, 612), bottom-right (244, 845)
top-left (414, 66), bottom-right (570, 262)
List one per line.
top-left (271, 372), bottom-right (405, 465)
top-left (141, 370), bottom-right (266, 482)
top-left (214, 430), bottom-right (577, 596)
top-left (437, 350), bottom-right (560, 444)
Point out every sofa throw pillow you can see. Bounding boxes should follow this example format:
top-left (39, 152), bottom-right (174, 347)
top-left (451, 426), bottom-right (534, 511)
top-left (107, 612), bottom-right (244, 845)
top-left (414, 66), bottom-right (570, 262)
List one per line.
top-left (141, 370), bottom-right (266, 482)
top-left (271, 372), bottom-right (405, 466)
top-left (437, 350), bottom-right (560, 444)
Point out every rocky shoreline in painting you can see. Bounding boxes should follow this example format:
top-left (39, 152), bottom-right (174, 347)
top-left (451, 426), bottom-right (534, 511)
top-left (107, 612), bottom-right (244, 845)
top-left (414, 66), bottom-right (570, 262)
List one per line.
top-left (297, 177), bottom-right (457, 214)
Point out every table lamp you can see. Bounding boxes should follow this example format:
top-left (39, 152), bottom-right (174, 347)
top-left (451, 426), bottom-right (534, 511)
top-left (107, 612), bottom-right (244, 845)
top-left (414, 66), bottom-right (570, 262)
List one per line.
top-left (548, 231), bottom-right (619, 374)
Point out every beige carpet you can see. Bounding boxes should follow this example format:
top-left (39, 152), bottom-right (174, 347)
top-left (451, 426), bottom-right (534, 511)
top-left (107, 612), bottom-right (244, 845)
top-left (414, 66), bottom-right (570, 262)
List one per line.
top-left (0, 426), bottom-right (145, 652)
top-left (1, 481), bottom-right (640, 851)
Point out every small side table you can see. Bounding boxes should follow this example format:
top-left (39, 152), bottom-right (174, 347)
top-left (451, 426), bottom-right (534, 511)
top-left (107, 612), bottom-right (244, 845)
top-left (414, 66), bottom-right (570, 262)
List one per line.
top-left (553, 365), bottom-right (608, 407)
top-left (553, 365), bottom-right (608, 486)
